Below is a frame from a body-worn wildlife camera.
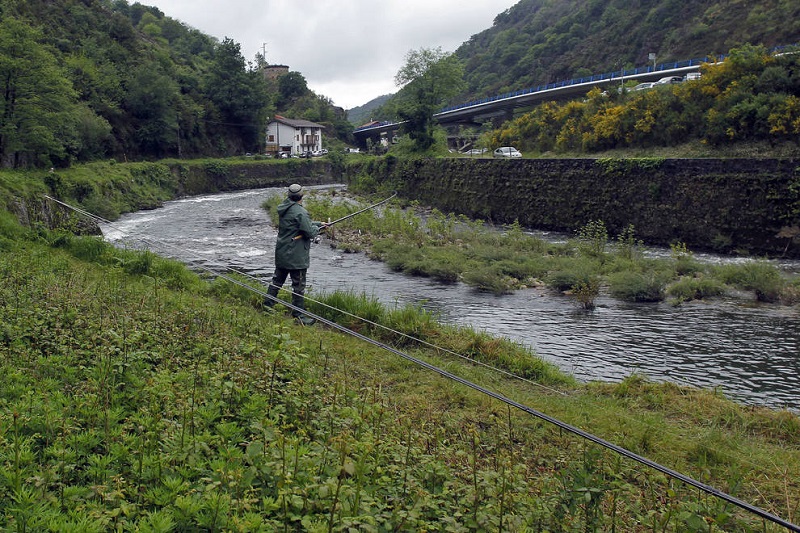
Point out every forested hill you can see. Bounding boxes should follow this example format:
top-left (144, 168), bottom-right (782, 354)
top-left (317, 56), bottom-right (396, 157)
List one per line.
top-left (455, 0), bottom-right (800, 100)
top-left (0, 0), bottom-right (349, 169)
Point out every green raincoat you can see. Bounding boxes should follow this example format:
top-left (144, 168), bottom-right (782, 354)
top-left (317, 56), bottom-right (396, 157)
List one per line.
top-left (274, 198), bottom-right (321, 270)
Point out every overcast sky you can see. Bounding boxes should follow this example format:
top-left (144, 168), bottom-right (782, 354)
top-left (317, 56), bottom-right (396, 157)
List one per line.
top-left (142, 0), bottom-right (519, 109)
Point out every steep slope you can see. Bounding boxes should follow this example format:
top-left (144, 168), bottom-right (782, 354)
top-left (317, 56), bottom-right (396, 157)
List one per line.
top-left (454, 0), bottom-right (800, 101)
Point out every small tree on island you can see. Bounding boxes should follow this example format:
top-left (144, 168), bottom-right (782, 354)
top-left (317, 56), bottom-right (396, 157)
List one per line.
top-left (393, 47), bottom-right (464, 152)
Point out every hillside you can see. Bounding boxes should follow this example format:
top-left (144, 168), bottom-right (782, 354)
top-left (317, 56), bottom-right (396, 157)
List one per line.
top-left (454, 0), bottom-right (800, 101)
top-left (0, 0), bottom-right (352, 168)
top-left (347, 94), bottom-right (394, 126)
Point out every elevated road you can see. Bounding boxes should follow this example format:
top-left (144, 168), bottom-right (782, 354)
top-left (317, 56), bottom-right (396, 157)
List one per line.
top-left (434, 60), bottom-right (707, 125)
top-left (353, 55), bottom-right (712, 143)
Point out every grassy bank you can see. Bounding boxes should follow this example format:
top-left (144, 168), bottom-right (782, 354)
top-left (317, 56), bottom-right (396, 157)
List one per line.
top-left (1, 232), bottom-right (799, 531)
top-left (1, 164), bottom-right (799, 530)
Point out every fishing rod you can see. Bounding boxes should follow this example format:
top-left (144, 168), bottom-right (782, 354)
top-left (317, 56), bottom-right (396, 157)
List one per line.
top-left (293, 192), bottom-right (397, 240)
top-left (323, 192), bottom-right (396, 227)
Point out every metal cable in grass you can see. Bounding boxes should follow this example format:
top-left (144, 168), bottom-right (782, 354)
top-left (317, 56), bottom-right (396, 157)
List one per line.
top-left (44, 194), bottom-right (565, 396)
top-left (43, 195), bottom-right (800, 533)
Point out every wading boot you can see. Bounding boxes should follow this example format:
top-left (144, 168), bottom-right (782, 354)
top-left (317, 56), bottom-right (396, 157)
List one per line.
top-left (296, 315), bottom-right (316, 326)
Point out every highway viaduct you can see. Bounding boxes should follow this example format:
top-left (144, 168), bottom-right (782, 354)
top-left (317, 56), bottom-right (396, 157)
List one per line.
top-left (352, 56), bottom-right (710, 149)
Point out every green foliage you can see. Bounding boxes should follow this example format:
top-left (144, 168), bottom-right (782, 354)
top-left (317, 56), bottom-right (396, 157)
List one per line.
top-left (0, 1), bottom-right (349, 168)
top-left (487, 44), bottom-right (800, 154)
top-left (0, 15), bottom-right (87, 167)
top-left (615, 224), bottom-right (644, 262)
top-left (713, 260), bottom-right (786, 302)
top-left (390, 47), bottom-right (465, 152)
top-left (455, 0), bottom-right (800, 105)
top-left (608, 270), bottom-right (670, 302)
top-left (667, 276), bottom-right (727, 303)
top-left (0, 217), bottom-right (798, 531)
top-left (576, 220), bottom-right (609, 257)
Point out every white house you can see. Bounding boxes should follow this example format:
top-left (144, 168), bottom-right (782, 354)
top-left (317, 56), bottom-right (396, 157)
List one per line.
top-left (265, 116), bottom-right (325, 157)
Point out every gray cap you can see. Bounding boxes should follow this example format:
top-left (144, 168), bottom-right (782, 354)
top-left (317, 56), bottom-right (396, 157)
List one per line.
top-left (288, 183), bottom-right (303, 195)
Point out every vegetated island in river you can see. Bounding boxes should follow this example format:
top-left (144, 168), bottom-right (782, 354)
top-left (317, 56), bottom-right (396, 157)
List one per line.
top-left (273, 188), bottom-right (800, 309)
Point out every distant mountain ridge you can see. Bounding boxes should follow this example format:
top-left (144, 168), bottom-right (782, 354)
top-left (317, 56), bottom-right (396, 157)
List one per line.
top-left (453, 0), bottom-right (800, 102)
top-left (347, 94), bottom-right (394, 126)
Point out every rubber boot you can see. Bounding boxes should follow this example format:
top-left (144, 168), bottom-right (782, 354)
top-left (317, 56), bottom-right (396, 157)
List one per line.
top-left (263, 285), bottom-right (279, 309)
top-left (291, 295), bottom-right (316, 326)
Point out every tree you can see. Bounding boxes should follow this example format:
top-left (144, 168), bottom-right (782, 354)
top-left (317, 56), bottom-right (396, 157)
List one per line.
top-left (124, 61), bottom-right (179, 157)
top-left (394, 47), bottom-right (465, 152)
top-left (205, 37), bottom-right (270, 152)
top-left (277, 71), bottom-right (310, 107)
top-left (0, 16), bottom-right (81, 167)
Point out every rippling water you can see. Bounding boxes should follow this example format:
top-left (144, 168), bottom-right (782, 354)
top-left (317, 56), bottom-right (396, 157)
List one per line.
top-left (100, 186), bottom-right (800, 411)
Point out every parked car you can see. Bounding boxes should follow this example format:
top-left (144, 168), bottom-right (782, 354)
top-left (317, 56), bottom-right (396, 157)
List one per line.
top-left (311, 149), bottom-right (328, 157)
top-left (632, 82), bottom-right (654, 91)
top-left (463, 148), bottom-right (487, 155)
top-left (655, 76), bottom-right (683, 85)
top-left (493, 146), bottom-right (522, 158)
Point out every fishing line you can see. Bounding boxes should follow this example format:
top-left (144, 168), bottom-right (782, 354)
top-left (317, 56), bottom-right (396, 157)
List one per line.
top-left (46, 193), bottom-right (782, 466)
top-left (45, 193), bottom-right (787, 462)
top-left (44, 193), bottom-right (565, 396)
top-left (43, 194), bottom-right (800, 532)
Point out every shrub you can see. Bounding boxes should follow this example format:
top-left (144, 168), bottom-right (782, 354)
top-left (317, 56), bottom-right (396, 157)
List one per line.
top-left (462, 265), bottom-right (516, 294)
top-left (615, 224), bottom-right (643, 261)
top-left (714, 261), bottom-right (785, 302)
top-left (667, 276), bottom-right (726, 303)
top-left (608, 271), bottom-right (669, 302)
top-left (572, 277), bottom-right (601, 309)
top-left (576, 220), bottom-right (608, 257)
top-left (64, 235), bottom-right (112, 262)
top-left (545, 258), bottom-right (601, 292)
top-left (0, 211), bottom-right (26, 241)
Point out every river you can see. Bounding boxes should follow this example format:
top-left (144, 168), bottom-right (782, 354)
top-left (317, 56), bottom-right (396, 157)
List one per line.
top-left (99, 186), bottom-right (800, 411)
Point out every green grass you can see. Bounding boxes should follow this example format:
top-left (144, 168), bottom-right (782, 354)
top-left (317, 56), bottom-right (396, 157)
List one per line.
top-left (2, 163), bottom-right (800, 530)
top-left (0, 225), bottom-right (798, 530)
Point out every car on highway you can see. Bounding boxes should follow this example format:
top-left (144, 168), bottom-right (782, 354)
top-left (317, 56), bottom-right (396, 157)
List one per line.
top-left (655, 76), bottom-right (683, 85)
top-left (633, 82), bottom-right (654, 91)
top-left (493, 146), bottom-right (522, 158)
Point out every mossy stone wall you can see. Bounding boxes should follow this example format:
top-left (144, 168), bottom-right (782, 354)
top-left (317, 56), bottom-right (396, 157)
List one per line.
top-left (173, 160), bottom-right (334, 196)
top-left (346, 157), bottom-right (800, 257)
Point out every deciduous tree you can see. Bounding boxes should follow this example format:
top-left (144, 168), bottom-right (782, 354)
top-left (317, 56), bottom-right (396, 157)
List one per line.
top-left (394, 47), bottom-right (465, 152)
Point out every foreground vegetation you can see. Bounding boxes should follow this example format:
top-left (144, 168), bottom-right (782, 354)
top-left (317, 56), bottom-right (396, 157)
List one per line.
top-left (1, 218), bottom-right (799, 530)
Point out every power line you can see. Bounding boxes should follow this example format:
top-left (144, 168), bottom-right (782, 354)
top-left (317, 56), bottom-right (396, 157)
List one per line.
top-left (44, 194), bottom-right (800, 532)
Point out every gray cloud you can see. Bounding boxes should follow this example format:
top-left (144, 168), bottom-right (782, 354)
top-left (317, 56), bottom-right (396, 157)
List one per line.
top-left (144, 0), bottom-right (517, 109)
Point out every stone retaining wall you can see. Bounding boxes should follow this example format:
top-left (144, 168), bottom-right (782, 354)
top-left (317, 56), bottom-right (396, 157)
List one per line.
top-left (345, 157), bottom-right (800, 257)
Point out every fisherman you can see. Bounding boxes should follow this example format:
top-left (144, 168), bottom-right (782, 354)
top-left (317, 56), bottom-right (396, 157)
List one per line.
top-left (264, 184), bottom-right (327, 325)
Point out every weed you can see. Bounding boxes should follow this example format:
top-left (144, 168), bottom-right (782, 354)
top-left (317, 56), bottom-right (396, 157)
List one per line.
top-left (667, 276), bottom-right (726, 303)
top-left (572, 277), bottom-right (601, 309)
top-left (714, 261), bottom-right (786, 302)
top-left (608, 270), bottom-right (669, 302)
top-left (576, 219), bottom-right (609, 257)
